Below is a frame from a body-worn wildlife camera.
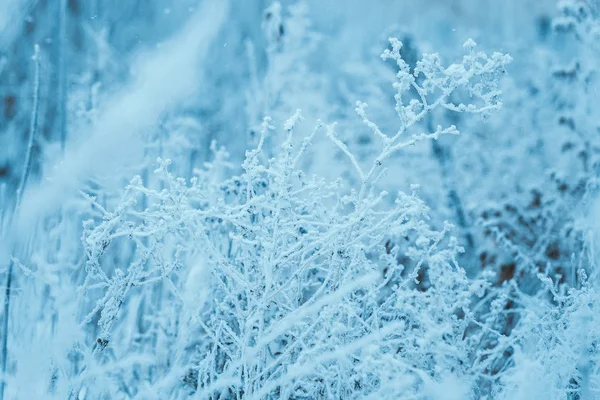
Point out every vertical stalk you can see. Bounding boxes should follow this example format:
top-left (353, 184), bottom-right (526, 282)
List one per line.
top-left (0, 45), bottom-right (40, 400)
top-left (58, 0), bottom-right (68, 152)
top-left (15, 46), bottom-right (41, 210)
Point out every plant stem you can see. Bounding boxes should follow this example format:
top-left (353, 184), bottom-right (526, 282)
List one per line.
top-left (0, 45), bottom-right (40, 400)
top-left (58, 0), bottom-right (68, 152)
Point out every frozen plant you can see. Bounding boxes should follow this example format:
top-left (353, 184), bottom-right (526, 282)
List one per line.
top-left (343, 37), bottom-right (511, 198)
top-left (77, 38), bottom-right (511, 399)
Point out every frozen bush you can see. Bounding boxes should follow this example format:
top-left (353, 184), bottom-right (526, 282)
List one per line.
top-left (77, 38), bottom-right (511, 398)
